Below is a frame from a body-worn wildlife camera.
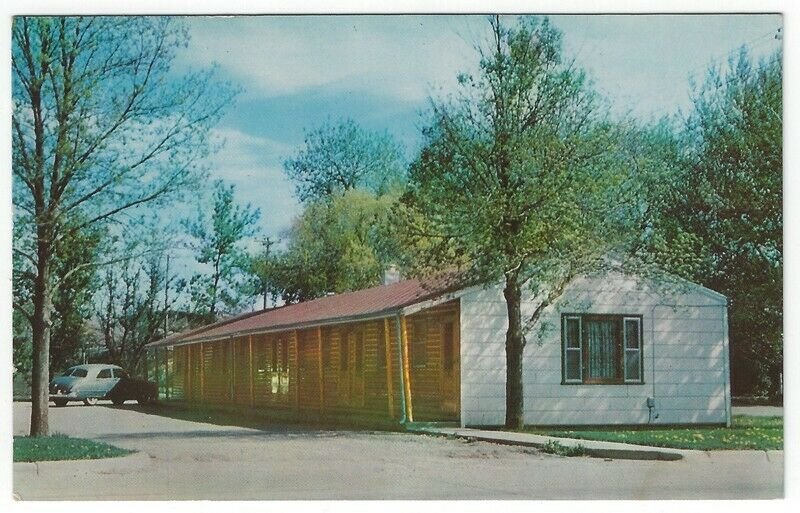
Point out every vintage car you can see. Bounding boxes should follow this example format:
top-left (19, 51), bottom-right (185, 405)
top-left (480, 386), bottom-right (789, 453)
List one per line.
top-left (49, 364), bottom-right (157, 407)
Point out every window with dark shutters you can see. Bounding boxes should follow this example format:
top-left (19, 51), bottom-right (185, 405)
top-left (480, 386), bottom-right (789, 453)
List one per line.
top-left (562, 314), bottom-right (643, 385)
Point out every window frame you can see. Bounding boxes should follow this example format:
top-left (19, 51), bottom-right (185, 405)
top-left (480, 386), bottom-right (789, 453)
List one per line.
top-left (560, 313), bottom-right (644, 385)
top-left (623, 317), bottom-right (643, 384)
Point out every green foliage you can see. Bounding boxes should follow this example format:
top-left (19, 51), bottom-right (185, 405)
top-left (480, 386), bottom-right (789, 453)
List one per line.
top-left (245, 237), bottom-right (278, 309)
top-left (12, 218), bottom-right (102, 378)
top-left (49, 225), bottom-right (103, 375)
top-left (541, 440), bottom-right (587, 457)
top-left (14, 435), bottom-right (134, 462)
top-left (12, 16), bottom-right (235, 436)
top-left (95, 228), bottom-right (185, 375)
top-left (184, 180), bottom-right (261, 319)
top-left (641, 49), bottom-right (783, 398)
top-left (533, 415), bottom-right (783, 451)
top-left (403, 16), bottom-right (635, 290)
top-left (284, 118), bottom-right (406, 203)
top-left (401, 16), bottom-right (641, 427)
top-left (274, 116), bottom-right (409, 302)
top-left (270, 190), bottom-right (400, 302)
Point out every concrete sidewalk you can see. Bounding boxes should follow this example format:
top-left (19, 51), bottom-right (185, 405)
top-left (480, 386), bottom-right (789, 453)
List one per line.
top-left (410, 425), bottom-right (690, 461)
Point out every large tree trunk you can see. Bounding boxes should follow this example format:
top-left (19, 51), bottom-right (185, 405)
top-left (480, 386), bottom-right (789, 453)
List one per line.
top-left (503, 272), bottom-right (525, 429)
top-left (30, 245), bottom-right (52, 437)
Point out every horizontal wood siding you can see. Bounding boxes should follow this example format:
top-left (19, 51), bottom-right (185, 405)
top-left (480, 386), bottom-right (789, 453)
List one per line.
top-left (232, 337), bottom-right (250, 406)
top-left (252, 334), bottom-right (272, 406)
top-left (406, 301), bottom-right (460, 421)
top-left (171, 346), bottom-right (185, 400)
top-left (189, 344), bottom-right (202, 401)
top-left (297, 329), bottom-right (321, 411)
top-left (155, 304), bottom-right (456, 423)
top-left (459, 271), bottom-right (729, 426)
top-left (203, 341), bottom-right (229, 403)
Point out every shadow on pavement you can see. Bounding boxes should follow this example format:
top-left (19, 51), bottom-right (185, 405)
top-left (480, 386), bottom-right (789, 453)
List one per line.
top-left (99, 401), bottom-right (403, 436)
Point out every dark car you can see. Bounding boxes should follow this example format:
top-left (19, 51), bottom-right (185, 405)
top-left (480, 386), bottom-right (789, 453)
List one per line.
top-left (49, 364), bottom-right (158, 407)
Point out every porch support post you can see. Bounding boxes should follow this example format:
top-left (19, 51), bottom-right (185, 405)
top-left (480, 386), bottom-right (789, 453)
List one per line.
top-left (400, 315), bottom-right (413, 423)
top-left (383, 318), bottom-right (395, 418)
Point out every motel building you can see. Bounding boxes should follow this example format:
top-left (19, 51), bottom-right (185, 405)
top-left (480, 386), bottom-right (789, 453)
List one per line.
top-left (145, 267), bottom-right (731, 428)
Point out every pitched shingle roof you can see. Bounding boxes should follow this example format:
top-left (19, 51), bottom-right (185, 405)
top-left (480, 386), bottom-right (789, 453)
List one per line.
top-left (146, 274), bottom-right (463, 348)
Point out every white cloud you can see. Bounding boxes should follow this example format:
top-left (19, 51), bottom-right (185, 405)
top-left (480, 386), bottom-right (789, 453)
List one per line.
top-left (178, 15), bottom-right (480, 103)
top-left (206, 127), bottom-right (301, 238)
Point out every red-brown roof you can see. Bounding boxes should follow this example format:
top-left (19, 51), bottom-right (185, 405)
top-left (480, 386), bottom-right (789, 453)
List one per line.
top-left (146, 274), bottom-right (463, 348)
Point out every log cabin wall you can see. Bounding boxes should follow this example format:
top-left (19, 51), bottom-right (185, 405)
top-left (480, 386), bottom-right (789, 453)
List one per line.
top-left (405, 301), bottom-right (461, 422)
top-left (155, 299), bottom-right (460, 423)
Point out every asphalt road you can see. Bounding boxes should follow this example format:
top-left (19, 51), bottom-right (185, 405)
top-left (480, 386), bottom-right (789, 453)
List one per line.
top-left (13, 401), bottom-right (783, 500)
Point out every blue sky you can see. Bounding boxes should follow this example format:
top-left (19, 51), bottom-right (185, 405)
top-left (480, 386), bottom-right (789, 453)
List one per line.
top-left (173, 14), bottom-right (782, 242)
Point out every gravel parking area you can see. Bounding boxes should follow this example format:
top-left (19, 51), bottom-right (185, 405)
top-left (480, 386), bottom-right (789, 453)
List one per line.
top-left (13, 401), bottom-right (783, 500)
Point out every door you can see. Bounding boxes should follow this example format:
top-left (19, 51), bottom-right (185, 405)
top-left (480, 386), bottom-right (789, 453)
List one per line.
top-left (94, 367), bottom-right (119, 398)
top-left (440, 320), bottom-right (460, 417)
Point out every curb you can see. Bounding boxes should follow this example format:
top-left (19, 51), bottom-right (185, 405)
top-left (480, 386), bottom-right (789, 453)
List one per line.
top-left (14, 451), bottom-right (152, 478)
top-left (413, 428), bottom-right (687, 461)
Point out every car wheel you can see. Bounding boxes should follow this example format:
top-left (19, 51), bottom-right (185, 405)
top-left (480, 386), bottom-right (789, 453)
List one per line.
top-left (53, 399), bottom-right (68, 407)
top-left (83, 397), bottom-right (98, 406)
top-left (136, 394), bottom-right (151, 405)
top-left (111, 398), bottom-right (126, 405)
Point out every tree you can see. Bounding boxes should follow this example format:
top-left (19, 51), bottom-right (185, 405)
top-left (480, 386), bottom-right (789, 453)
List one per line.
top-left (402, 16), bottom-right (636, 428)
top-left (283, 118), bottom-right (406, 203)
top-left (14, 211), bottom-right (102, 379)
top-left (642, 49), bottom-right (783, 398)
top-left (246, 237), bottom-right (277, 310)
top-left (12, 16), bottom-right (233, 436)
top-left (269, 189), bottom-right (402, 303)
top-left (48, 225), bottom-right (103, 375)
top-left (184, 180), bottom-right (261, 320)
top-left (95, 238), bottom-right (184, 375)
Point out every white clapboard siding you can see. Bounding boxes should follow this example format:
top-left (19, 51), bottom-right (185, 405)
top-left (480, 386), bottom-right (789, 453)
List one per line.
top-left (459, 270), bottom-right (730, 427)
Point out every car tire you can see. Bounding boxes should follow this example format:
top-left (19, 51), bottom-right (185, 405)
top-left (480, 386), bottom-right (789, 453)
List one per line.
top-left (83, 397), bottom-right (99, 406)
top-left (136, 394), bottom-right (151, 405)
top-left (111, 398), bottom-right (126, 405)
top-left (53, 399), bottom-right (68, 407)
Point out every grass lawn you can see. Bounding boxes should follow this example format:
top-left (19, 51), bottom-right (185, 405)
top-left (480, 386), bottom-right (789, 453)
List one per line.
top-left (527, 415), bottom-right (782, 451)
top-left (14, 434), bottom-right (134, 462)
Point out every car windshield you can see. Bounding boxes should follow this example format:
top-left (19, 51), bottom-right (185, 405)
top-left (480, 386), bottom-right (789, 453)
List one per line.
top-left (61, 368), bottom-right (75, 376)
top-left (71, 368), bottom-right (88, 378)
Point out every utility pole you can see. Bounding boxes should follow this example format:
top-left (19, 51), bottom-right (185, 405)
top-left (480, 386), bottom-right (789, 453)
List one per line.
top-left (260, 237), bottom-right (274, 310)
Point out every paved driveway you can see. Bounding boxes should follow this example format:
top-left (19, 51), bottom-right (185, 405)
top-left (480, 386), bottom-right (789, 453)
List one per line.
top-left (13, 402), bottom-right (783, 500)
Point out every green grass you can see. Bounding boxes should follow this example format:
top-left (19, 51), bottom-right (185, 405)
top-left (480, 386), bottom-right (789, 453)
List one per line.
top-left (14, 434), bottom-right (134, 462)
top-left (526, 415), bottom-right (782, 451)
top-left (540, 440), bottom-right (588, 457)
